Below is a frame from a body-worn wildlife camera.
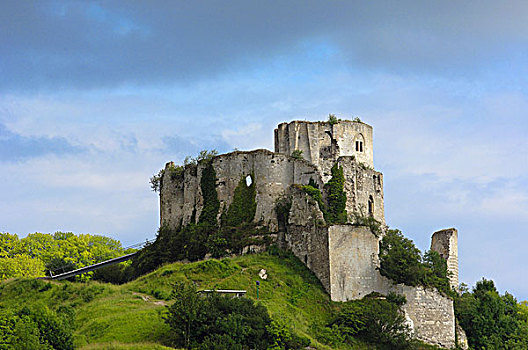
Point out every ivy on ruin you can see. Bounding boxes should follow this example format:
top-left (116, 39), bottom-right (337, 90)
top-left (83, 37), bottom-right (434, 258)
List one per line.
top-left (223, 174), bottom-right (257, 227)
top-left (324, 163), bottom-right (347, 224)
top-left (198, 161), bottom-right (220, 226)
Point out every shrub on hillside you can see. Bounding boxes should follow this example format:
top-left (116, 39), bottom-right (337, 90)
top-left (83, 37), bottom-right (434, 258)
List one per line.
top-left (164, 282), bottom-right (273, 349)
top-left (0, 305), bottom-right (74, 350)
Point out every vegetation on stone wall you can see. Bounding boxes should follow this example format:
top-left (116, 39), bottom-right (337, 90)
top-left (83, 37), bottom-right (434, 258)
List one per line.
top-left (327, 114), bottom-right (340, 125)
top-left (222, 175), bottom-right (257, 227)
top-left (455, 279), bottom-right (528, 349)
top-left (135, 171), bottom-right (272, 275)
top-left (350, 213), bottom-right (383, 237)
top-left (149, 150), bottom-right (218, 193)
top-left (291, 149), bottom-right (304, 160)
top-left (378, 229), bottom-right (452, 296)
top-left (324, 163), bottom-right (348, 224)
top-left (301, 185), bottom-right (325, 212)
top-left (198, 161), bottom-right (220, 226)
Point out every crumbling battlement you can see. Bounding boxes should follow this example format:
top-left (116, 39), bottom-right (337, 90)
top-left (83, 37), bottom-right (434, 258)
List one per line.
top-left (275, 119), bottom-right (374, 179)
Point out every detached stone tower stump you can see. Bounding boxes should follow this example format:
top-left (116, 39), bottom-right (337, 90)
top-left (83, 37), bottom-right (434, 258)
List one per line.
top-left (431, 228), bottom-right (459, 290)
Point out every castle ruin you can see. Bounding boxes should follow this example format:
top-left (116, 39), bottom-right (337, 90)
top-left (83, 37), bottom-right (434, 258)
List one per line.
top-left (159, 119), bottom-right (462, 348)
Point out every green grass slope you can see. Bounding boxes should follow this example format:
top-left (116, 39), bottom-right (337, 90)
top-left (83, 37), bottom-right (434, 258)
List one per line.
top-left (0, 252), bottom-right (341, 349)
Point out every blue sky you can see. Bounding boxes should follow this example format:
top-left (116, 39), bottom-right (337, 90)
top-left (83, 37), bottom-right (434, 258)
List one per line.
top-left (1, 1), bottom-right (527, 299)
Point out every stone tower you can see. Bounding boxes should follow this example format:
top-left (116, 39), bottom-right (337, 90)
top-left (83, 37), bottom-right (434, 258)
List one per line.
top-left (431, 228), bottom-right (459, 290)
top-left (274, 120), bottom-right (374, 180)
top-left (274, 120), bottom-right (384, 224)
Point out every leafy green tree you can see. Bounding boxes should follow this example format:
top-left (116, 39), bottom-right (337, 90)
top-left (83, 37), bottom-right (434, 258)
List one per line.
top-left (165, 282), bottom-right (273, 349)
top-left (0, 231), bottom-right (131, 281)
top-left (0, 305), bottom-right (73, 350)
top-left (164, 282), bottom-right (206, 349)
top-left (378, 229), bottom-right (423, 286)
top-left (455, 278), bottom-right (528, 349)
top-left (0, 254), bottom-right (45, 279)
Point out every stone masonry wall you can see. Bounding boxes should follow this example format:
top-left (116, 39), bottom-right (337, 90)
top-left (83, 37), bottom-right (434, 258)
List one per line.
top-left (431, 228), bottom-right (459, 290)
top-left (325, 224), bottom-right (456, 348)
top-left (274, 120), bottom-right (374, 179)
top-left (337, 157), bottom-right (385, 224)
top-left (282, 186), bottom-right (331, 293)
top-left (160, 149), bottom-right (324, 231)
top-left (397, 285), bottom-right (456, 349)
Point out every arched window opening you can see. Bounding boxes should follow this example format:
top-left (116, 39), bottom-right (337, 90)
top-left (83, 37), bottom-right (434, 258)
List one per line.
top-left (368, 196), bottom-right (374, 217)
top-left (355, 134), bottom-right (365, 153)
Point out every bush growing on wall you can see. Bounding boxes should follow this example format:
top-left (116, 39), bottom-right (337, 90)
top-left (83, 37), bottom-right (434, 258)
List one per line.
top-left (378, 229), bottom-right (452, 295)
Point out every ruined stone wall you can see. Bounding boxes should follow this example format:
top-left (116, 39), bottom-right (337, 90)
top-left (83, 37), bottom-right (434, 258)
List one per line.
top-left (325, 224), bottom-right (456, 348)
top-left (337, 157), bottom-right (385, 224)
top-left (431, 228), bottom-right (459, 289)
top-left (397, 285), bottom-right (456, 349)
top-left (282, 186), bottom-right (331, 292)
top-left (274, 120), bottom-right (374, 179)
top-left (327, 225), bottom-right (391, 300)
top-left (160, 149), bottom-right (324, 231)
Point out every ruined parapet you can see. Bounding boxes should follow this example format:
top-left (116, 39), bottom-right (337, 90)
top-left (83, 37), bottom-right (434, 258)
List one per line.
top-left (431, 228), bottom-right (459, 290)
top-left (160, 149), bottom-right (324, 232)
top-left (274, 120), bottom-right (374, 179)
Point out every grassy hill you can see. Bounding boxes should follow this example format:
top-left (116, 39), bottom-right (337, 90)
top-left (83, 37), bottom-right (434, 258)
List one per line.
top-left (0, 252), bottom-right (346, 349)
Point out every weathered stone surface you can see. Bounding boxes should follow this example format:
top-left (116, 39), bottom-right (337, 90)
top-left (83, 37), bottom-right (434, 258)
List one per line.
top-left (274, 120), bottom-right (374, 176)
top-left (337, 156), bottom-right (385, 224)
top-left (431, 228), bottom-right (459, 290)
top-left (282, 186), bottom-right (331, 293)
top-left (328, 225), bottom-right (391, 300)
top-left (456, 320), bottom-right (469, 349)
top-left (397, 285), bottom-right (456, 349)
top-left (160, 149), bottom-right (323, 231)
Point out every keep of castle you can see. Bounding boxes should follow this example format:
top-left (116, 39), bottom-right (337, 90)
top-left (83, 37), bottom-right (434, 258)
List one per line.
top-left (159, 119), bottom-right (464, 349)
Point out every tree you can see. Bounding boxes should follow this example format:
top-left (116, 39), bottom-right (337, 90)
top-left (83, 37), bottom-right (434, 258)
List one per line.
top-left (378, 229), bottom-right (423, 286)
top-left (164, 282), bottom-right (205, 349)
top-left (164, 282), bottom-right (273, 349)
top-left (455, 278), bottom-right (528, 349)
